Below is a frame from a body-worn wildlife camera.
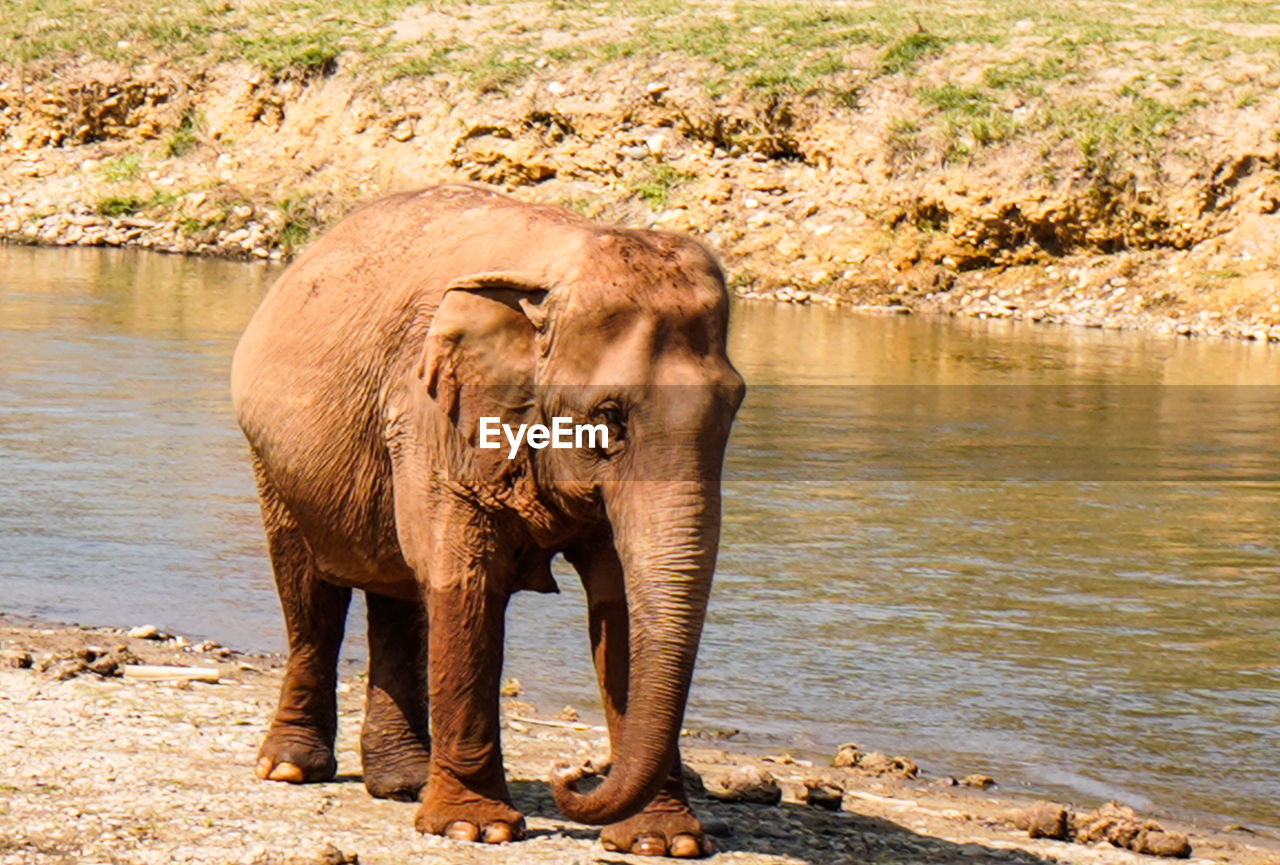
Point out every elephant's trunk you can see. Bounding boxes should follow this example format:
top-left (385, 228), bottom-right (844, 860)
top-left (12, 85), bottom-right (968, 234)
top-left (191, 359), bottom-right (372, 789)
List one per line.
top-left (551, 478), bottom-right (720, 825)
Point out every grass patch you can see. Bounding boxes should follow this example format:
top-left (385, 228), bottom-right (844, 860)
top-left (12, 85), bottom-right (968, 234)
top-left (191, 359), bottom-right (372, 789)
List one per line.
top-left (4, 0), bottom-right (1280, 110)
top-left (918, 83), bottom-right (989, 113)
top-left (388, 43), bottom-right (461, 79)
top-left (275, 194), bottom-right (324, 251)
top-left (233, 29), bottom-right (343, 77)
top-left (878, 32), bottom-right (946, 75)
top-left (916, 83), bottom-right (1017, 160)
top-left (96, 189), bottom-right (177, 217)
top-left (178, 216), bottom-right (215, 235)
top-left (596, 5), bottom-right (882, 96)
top-left (886, 117), bottom-right (924, 167)
top-left (982, 56), bottom-right (1069, 91)
top-left (100, 153), bottom-right (141, 183)
top-left (1048, 88), bottom-right (1183, 170)
top-left (631, 162), bottom-right (696, 209)
top-left (96, 194), bottom-right (147, 216)
top-left (557, 196), bottom-right (606, 218)
top-left (164, 109), bottom-right (201, 157)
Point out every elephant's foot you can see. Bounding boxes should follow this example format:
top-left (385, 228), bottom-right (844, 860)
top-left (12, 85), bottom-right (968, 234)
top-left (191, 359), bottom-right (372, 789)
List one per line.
top-left (414, 766), bottom-right (525, 844)
top-left (255, 723), bottom-right (337, 784)
top-left (601, 797), bottom-right (713, 858)
top-left (361, 730), bottom-right (431, 801)
top-left (360, 683), bottom-right (432, 801)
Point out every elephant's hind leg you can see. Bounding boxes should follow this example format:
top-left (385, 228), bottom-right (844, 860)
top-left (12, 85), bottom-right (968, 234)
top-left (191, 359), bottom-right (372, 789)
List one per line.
top-left (361, 591), bottom-right (432, 800)
top-left (254, 461), bottom-right (351, 784)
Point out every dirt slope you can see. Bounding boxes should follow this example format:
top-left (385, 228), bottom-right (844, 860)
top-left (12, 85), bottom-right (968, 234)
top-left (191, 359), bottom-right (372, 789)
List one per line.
top-left (1, 1), bottom-right (1278, 341)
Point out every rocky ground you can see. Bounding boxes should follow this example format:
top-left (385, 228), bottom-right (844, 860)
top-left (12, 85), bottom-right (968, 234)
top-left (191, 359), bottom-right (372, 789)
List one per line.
top-left (2, 1), bottom-right (1279, 342)
top-left (2, 616), bottom-right (1279, 865)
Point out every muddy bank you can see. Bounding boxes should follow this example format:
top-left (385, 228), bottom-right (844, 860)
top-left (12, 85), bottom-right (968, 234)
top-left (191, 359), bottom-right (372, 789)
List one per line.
top-left (2, 615), bottom-right (1278, 865)
top-left (2, 2), bottom-right (1279, 343)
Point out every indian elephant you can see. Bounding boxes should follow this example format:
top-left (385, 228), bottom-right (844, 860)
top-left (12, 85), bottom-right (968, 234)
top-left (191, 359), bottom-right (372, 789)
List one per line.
top-left (230, 184), bottom-right (744, 857)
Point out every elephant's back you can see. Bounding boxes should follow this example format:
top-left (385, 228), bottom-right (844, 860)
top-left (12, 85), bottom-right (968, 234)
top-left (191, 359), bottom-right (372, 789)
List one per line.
top-left (232, 188), bottom-right (493, 420)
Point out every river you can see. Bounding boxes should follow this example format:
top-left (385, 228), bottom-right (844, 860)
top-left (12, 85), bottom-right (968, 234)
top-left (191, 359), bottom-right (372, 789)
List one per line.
top-left (1, 245), bottom-right (1276, 830)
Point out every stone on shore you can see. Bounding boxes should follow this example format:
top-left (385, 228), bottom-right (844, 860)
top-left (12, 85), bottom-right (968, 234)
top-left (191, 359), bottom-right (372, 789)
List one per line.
top-left (1012, 802), bottom-right (1071, 840)
top-left (802, 778), bottom-right (845, 811)
top-left (704, 765), bottom-right (782, 805)
top-left (832, 742), bottom-right (863, 767)
top-left (1074, 802), bottom-right (1191, 858)
top-left (128, 624), bottom-right (166, 640)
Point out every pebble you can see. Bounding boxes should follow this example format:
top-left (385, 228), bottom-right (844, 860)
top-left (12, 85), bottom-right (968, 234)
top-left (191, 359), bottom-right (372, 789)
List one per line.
top-left (832, 743), bottom-right (863, 767)
top-left (1012, 802), bottom-right (1071, 840)
top-left (128, 625), bottom-right (165, 640)
top-left (704, 765), bottom-right (782, 805)
top-left (802, 779), bottom-right (844, 811)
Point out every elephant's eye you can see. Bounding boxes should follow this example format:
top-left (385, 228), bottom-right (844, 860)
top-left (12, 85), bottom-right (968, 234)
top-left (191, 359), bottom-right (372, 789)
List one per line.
top-left (591, 402), bottom-right (627, 458)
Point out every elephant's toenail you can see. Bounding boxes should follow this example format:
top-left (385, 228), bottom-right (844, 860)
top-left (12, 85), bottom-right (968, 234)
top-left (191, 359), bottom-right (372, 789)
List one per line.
top-left (445, 820), bottom-right (480, 842)
top-left (632, 834), bottom-right (668, 856)
top-left (483, 822), bottom-right (514, 843)
top-left (266, 761), bottom-right (305, 783)
top-left (670, 834), bottom-right (705, 858)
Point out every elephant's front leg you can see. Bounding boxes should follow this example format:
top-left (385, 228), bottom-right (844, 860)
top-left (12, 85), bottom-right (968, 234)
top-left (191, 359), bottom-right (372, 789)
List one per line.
top-left (573, 543), bottom-right (713, 859)
top-left (414, 579), bottom-right (524, 843)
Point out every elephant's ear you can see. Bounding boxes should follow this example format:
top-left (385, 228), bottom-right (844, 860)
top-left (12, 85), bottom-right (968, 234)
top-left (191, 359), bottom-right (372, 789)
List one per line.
top-left (418, 272), bottom-right (549, 454)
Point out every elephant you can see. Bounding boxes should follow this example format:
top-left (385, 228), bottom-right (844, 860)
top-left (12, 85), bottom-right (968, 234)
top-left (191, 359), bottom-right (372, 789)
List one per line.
top-left (229, 184), bottom-right (745, 857)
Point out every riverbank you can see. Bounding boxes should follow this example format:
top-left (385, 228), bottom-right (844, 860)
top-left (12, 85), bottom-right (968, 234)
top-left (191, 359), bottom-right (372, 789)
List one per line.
top-left (2, 616), bottom-right (1278, 865)
top-left (2, 0), bottom-right (1279, 343)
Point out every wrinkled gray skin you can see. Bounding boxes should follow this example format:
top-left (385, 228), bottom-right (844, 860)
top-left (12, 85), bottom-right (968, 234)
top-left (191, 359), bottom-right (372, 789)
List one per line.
top-left (230, 184), bottom-right (744, 857)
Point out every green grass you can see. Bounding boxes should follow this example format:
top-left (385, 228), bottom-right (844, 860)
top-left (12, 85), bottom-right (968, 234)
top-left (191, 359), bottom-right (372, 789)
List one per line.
top-left (96, 194), bottom-right (147, 216)
top-left (885, 117), bottom-right (923, 167)
top-left (982, 56), bottom-right (1070, 92)
top-left (916, 83), bottom-right (1017, 161)
top-left (275, 194), bottom-right (324, 251)
top-left (878, 33), bottom-right (947, 76)
top-left (96, 189), bottom-right (177, 217)
top-left (918, 83), bottom-right (989, 113)
top-left (1043, 88), bottom-right (1184, 171)
top-left (631, 162), bottom-right (696, 209)
top-left (4, 0), bottom-right (1279, 109)
top-left (164, 110), bottom-right (201, 158)
top-left (100, 153), bottom-right (142, 183)
top-left (233, 30), bottom-right (343, 77)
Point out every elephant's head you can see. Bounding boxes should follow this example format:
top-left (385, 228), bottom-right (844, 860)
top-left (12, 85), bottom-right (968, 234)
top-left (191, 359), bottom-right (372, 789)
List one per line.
top-left (418, 220), bottom-right (744, 825)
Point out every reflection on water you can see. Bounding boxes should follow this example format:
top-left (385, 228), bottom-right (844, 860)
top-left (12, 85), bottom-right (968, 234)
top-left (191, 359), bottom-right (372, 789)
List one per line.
top-left (1, 246), bottom-right (1277, 830)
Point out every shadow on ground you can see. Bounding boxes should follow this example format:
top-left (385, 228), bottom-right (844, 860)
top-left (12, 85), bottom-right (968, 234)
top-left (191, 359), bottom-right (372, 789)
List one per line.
top-left (509, 779), bottom-right (1064, 864)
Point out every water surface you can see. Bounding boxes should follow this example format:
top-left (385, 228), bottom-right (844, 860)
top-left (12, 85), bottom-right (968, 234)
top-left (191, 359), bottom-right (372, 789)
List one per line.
top-left (1, 245), bottom-right (1276, 829)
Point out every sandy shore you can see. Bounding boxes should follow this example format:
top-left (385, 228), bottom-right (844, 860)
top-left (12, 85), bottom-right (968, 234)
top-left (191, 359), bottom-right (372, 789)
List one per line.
top-left (2, 615), bottom-right (1277, 865)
